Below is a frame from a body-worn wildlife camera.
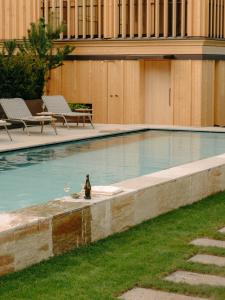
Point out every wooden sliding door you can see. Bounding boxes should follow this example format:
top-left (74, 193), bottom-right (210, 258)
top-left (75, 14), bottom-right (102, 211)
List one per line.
top-left (145, 61), bottom-right (173, 125)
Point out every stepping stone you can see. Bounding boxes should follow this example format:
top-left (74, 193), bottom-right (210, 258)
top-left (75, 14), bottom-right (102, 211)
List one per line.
top-left (165, 271), bottom-right (225, 287)
top-left (190, 238), bottom-right (225, 248)
top-left (219, 227), bottom-right (225, 234)
top-left (189, 254), bottom-right (225, 267)
top-left (119, 288), bottom-right (208, 300)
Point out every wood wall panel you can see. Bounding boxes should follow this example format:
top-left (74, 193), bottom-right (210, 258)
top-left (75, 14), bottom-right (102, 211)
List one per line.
top-left (191, 61), bottom-right (202, 126)
top-left (172, 61), bottom-right (192, 126)
top-left (47, 67), bottom-right (62, 95)
top-left (74, 61), bottom-right (92, 102)
top-left (145, 61), bottom-right (173, 125)
top-left (215, 61), bottom-right (225, 126)
top-left (201, 60), bottom-right (215, 126)
top-left (0, 0), bottom-right (39, 40)
top-left (47, 59), bottom-right (218, 127)
top-left (90, 61), bottom-right (108, 123)
top-left (123, 61), bottom-right (145, 124)
top-left (61, 61), bottom-right (76, 101)
top-left (172, 60), bottom-right (215, 127)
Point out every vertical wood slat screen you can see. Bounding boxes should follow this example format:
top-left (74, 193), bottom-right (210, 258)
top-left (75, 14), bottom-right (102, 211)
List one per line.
top-left (209, 0), bottom-right (224, 38)
top-left (40, 0), bottom-right (189, 40)
top-left (4, 0), bottom-right (225, 41)
top-left (0, 0), bottom-right (40, 40)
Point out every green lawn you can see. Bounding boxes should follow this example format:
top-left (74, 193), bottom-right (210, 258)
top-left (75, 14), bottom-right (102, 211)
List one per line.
top-left (1, 193), bottom-right (225, 300)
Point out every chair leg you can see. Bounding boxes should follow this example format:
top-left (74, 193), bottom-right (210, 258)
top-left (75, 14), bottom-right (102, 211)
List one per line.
top-left (4, 125), bottom-right (12, 141)
top-left (22, 121), bottom-right (30, 136)
top-left (51, 120), bottom-right (58, 135)
top-left (41, 122), bottom-right (44, 134)
top-left (89, 116), bottom-right (94, 129)
top-left (63, 116), bottom-right (69, 129)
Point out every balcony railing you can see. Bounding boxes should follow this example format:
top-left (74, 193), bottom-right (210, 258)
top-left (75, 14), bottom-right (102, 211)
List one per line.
top-left (1, 0), bottom-right (225, 41)
top-left (209, 0), bottom-right (225, 38)
top-left (41, 0), bottom-right (188, 40)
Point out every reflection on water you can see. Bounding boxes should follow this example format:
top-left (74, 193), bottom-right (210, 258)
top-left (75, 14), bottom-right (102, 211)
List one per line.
top-left (0, 130), bottom-right (225, 212)
top-left (0, 132), bottom-right (149, 171)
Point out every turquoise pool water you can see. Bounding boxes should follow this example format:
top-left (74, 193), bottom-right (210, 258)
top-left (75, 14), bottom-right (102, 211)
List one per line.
top-left (1, 130), bottom-right (225, 212)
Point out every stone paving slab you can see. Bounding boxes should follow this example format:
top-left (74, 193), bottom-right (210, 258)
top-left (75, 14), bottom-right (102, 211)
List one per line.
top-left (189, 254), bottom-right (225, 267)
top-left (219, 227), bottom-right (225, 234)
top-left (119, 288), bottom-right (208, 300)
top-left (166, 271), bottom-right (225, 287)
top-left (190, 238), bottom-right (225, 248)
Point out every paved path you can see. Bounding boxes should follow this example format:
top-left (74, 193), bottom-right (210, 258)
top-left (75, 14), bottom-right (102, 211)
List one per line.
top-left (120, 288), bottom-right (208, 300)
top-left (189, 254), bottom-right (225, 267)
top-left (166, 271), bottom-right (225, 287)
top-left (119, 228), bottom-right (225, 299)
top-left (218, 227), bottom-right (225, 234)
top-left (190, 238), bottom-right (225, 248)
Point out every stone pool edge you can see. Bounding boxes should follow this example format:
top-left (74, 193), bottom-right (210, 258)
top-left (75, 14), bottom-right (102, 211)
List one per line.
top-left (1, 153), bottom-right (225, 277)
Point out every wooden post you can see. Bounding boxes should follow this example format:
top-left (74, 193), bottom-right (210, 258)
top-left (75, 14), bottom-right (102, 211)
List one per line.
top-left (214, 0), bottom-right (217, 37)
top-left (210, 0), bottom-right (213, 37)
top-left (59, 0), bottom-right (63, 39)
top-left (155, 0), bottom-right (160, 38)
top-left (181, 0), bottom-right (186, 37)
top-left (138, 0), bottom-right (143, 38)
top-left (83, 0), bottom-right (86, 38)
top-left (224, 0), bottom-right (225, 37)
top-left (113, 0), bottom-right (119, 38)
top-left (90, 0), bottom-right (94, 38)
top-left (98, 0), bottom-right (102, 38)
top-left (67, 0), bottom-right (71, 39)
top-left (44, 0), bottom-right (49, 23)
top-left (172, 0), bottom-right (177, 37)
top-left (220, 0), bottom-right (223, 37)
top-left (164, 0), bottom-right (168, 38)
top-left (130, 0), bottom-right (134, 38)
top-left (122, 0), bottom-right (126, 38)
top-left (104, 0), bottom-right (109, 37)
top-left (75, 0), bottom-right (78, 38)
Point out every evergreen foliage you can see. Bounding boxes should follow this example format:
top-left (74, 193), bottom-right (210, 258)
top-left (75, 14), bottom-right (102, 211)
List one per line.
top-left (0, 18), bottom-right (74, 100)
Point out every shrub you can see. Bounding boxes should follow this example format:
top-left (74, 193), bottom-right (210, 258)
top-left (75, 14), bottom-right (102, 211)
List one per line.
top-left (0, 18), bottom-right (74, 100)
top-left (69, 103), bottom-right (92, 111)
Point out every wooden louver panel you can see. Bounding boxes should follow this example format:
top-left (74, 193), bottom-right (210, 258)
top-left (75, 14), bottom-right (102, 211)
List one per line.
top-left (6, 0), bottom-right (225, 41)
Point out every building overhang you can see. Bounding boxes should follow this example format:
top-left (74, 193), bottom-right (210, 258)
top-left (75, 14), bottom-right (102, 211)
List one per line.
top-left (54, 38), bottom-right (225, 60)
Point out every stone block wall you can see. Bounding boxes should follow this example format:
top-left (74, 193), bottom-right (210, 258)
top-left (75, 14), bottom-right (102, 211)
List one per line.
top-left (1, 153), bottom-right (225, 277)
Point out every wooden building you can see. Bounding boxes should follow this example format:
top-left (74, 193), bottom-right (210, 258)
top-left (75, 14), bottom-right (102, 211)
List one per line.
top-left (1, 0), bottom-right (225, 126)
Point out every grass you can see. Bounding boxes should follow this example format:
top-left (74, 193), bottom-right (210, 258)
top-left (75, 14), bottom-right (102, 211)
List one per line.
top-left (1, 193), bottom-right (225, 299)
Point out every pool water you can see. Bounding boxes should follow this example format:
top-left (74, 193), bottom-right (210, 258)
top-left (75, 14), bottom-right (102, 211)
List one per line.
top-left (1, 130), bottom-right (225, 212)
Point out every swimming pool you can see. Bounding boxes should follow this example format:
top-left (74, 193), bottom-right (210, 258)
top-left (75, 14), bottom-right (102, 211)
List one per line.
top-left (1, 129), bottom-right (225, 212)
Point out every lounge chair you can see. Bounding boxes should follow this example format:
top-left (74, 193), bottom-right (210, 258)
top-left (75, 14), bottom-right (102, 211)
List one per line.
top-left (0, 120), bottom-right (12, 141)
top-left (0, 98), bottom-right (57, 136)
top-left (42, 95), bottom-right (94, 129)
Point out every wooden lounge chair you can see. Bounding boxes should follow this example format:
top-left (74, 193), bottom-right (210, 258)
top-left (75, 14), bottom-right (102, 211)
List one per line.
top-left (0, 98), bottom-right (57, 136)
top-left (42, 95), bottom-right (94, 129)
top-left (0, 120), bottom-right (12, 141)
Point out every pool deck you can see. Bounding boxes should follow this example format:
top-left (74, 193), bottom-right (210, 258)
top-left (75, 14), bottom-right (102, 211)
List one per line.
top-left (1, 123), bottom-right (225, 153)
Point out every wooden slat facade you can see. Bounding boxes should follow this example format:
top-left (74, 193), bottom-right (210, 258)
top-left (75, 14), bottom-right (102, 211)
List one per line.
top-left (1, 0), bottom-right (225, 40)
top-left (0, 0), bottom-right (40, 40)
top-left (1, 0), bottom-right (225, 128)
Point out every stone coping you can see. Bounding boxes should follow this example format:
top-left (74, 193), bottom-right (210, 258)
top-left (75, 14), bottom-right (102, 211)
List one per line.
top-left (1, 126), bottom-right (225, 276)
